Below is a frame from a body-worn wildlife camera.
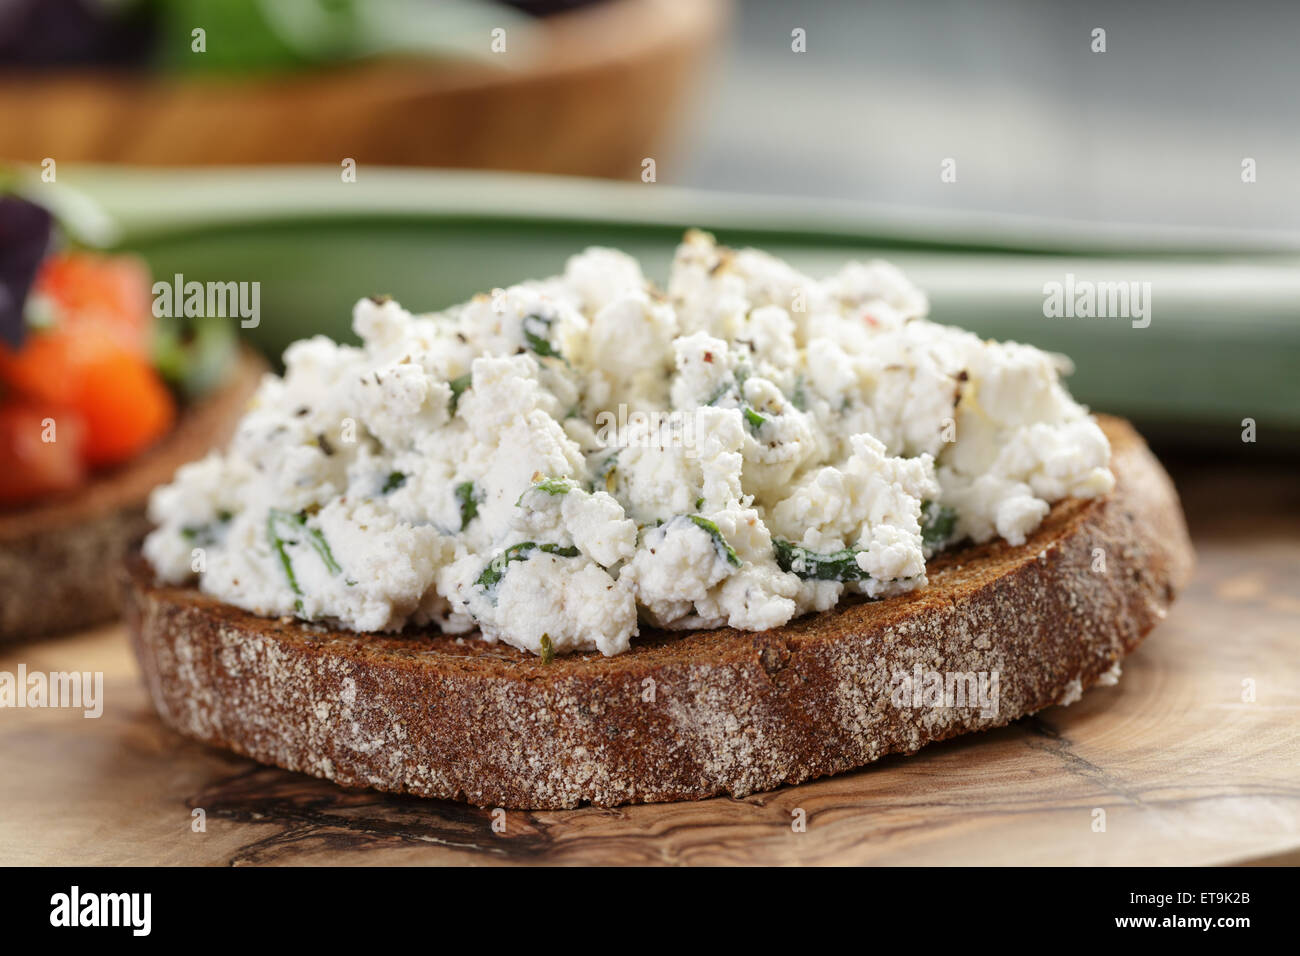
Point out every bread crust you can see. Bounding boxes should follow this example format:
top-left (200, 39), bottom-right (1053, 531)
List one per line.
top-left (0, 349), bottom-right (266, 643)
top-left (123, 416), bottom-right (1193, 808)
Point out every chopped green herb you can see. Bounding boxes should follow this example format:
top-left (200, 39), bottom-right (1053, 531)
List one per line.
top-left (522, 313), bottom-right (562, 359)
top-left (267, 508), bottom-right (343, 614)
top-left (539, 634), bottom-right (555, 665)
top-left (448, 373), bottom-right (471, 413)
top-left (688, 515), bottom-right (742, 568)
top-left (704, 369), bottom-right (769, 432)
top-left (475, 541), bottom-right (580, 602)
top-left (382, 471), bottom-right (407, 493)
top-left (516, 476), bottom-right (575, 505)
top-left (704, 381), bottom-right (733, 406)
top-left (476, 543), bottom-right (532, 591)
top-left (791, 374), bottom-right (808, 412)
top-left (472, 562), bottom-right (502, 595)
top-left (695, 496), bottom-right (705, 510)
top-left (921, 499), bottom-right (958, 552)
top-left (538, 543), bottom-right (581, 558)
top-left (455, 481), bottom-right (480, 530)
top-left (596, 452), bottom-right (620, 494)
top-left (772, 538), bottom-right (869, 582)
top-left (266, 510), bottom-right (303, 611)
top-left (180, 510), bottom-right (234, 547)
top-left (303, 521), bottom-right (340, 575)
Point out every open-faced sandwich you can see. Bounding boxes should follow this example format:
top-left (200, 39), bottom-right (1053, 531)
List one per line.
top-left (0, 190), bottom-right (264, 642)
top-left (125, 230), bottom-right (1192, 808)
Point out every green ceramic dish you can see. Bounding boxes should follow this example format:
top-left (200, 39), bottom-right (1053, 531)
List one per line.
top-left (60, 166), bottom-right (1300, 436)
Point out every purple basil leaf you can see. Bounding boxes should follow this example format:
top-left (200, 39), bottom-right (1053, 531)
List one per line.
top-left (0, 0), bottom-right (156, 69)
top-left (0, 195), bottom-right (54, 349)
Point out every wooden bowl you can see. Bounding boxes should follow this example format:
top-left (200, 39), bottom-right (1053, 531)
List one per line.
top-left (0, 0), bottom-right (728, 178)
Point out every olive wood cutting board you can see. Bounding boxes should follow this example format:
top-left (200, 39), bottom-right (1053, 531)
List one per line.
top-left (0, 461), bottom-right (1296, 866)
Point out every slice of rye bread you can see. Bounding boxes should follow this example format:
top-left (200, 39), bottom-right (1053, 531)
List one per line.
top-left (0, 348), bottom-right (267, 644)
top-left (122, 415), bottom-right (1193, 809)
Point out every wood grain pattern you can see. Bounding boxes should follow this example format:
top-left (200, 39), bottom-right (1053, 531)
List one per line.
top-left (0, 458), bottom-right (1295, 864)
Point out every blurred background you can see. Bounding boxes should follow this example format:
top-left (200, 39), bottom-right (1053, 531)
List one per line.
top-left (2, 0), bottom-right (1298, 451)
top-left (5, 0), bottom-right (1298, 229)
top-left (684, 0), bottom-right (1300, 234)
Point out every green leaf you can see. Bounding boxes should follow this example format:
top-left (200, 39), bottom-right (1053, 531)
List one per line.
top-left (475, 541), bottom-right (579, 602)
top-left (773, 538), bottom-right (870, 582)
top-left (522, 313), bottom-right (562, 359)
top-left (455, 481), bottom-right (479, 530)
top-left (155, 0), bottom-right (532, 76)
top-left (382, 471), bottom-right (406, 493)
top-left (791, 374), bottom-right (808, 412)
top-left (267, 508), bottom-right (342, 614)
top-left (476, 542), bottom-right (530, 591)
top-left (704, 381), bottom-right (733, 406)
top-left (539, 634), bottom-right (555, 665)
top-left (921, 499), bottom-right (958, 552)
top-left (152, 310), bottom-right (238, 401)
top-left (303, 520), bottom-right (342, 575)
top-left (266, 509), bottom-right (303, 609)
top-left (538, 543), bottom-right (580, 558)
top-left (595, 452), bottom-right (620, 494)
top-left (688, 515), bottom-right (742, 568)
top-left (179, 510), bottom-right (233, 547)
top-left (515, 475), bottom-right (575, 505)
top-left (448, 373), bottom-right (471, 414)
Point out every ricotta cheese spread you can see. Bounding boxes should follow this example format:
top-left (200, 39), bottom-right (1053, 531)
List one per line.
top-left (144, 231), bottom-right (1114, 657)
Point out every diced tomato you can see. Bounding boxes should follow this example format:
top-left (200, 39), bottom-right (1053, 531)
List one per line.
top-left (29, 252), bottom-right (155, 358)
top-left (0, 326), bottom-right (85, 406)
top-left (73, 347), bottom-right (176, 468)
top-left (0, 251), bottom-right (176, 471)
top-left (0, 249), bottom-right (159, 406)
top-left (0, 326), bottom-right (176, 469)
top-left (0, 402), bottom-right (87, 505)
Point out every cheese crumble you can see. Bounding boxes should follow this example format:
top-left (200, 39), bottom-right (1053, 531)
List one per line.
top-left (144, 231), bottom-right (1114, 656)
